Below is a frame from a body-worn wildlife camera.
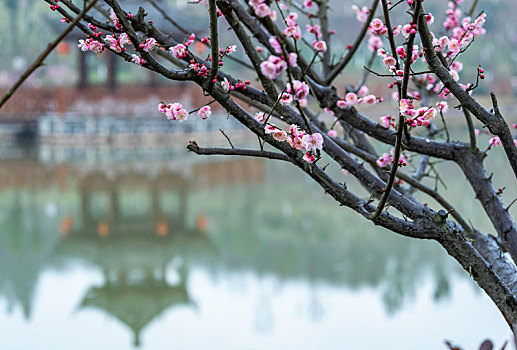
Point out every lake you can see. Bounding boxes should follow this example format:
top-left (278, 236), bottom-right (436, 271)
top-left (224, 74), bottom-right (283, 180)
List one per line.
top-left (0, 142), bottom-right (512, 349)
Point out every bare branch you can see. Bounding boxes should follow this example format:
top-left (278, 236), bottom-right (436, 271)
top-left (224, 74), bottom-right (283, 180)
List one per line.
top-left (187, 144), bottom-right (290, 161)
top-left (324, 0), bottom-right (379, 85)
top-left (0, 0), bottom-right (98, 110)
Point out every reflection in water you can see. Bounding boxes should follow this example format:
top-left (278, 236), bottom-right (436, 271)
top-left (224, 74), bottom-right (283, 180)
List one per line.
top-left (0, 144), bottom-right (501, 348)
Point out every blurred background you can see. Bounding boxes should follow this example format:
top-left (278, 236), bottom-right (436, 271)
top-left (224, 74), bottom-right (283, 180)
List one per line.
top-left (0, 0), bottom-right (515, 349)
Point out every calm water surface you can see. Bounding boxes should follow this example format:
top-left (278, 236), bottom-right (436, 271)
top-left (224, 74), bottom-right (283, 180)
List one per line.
top-left (0, 143), bottom-right (512, 349)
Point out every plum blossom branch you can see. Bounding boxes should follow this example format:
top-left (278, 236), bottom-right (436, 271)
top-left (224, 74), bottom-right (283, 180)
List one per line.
top-left (417, 5), bottom-right (517, 180)
top-left (368, 0), bottom-right (421, 220)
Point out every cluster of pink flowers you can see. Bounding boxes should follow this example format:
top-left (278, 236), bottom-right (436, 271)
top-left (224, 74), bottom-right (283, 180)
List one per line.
top-left (376, 148), bottom-right (410, 168)
top-left (189, 60), bottom-right (210, 78)
top-left (77, 38), bottom-right (105, 53)
top-left (256, 113), bottom-right (323, 163)
top-left (380, 115), bottom-right (397, 129)
top-left (260, 55), bottom-right (287, 79)
top-left (171, 33), bottom-right (196, 59)
top-left (249, 0), bottom-right (276, 20)
top-left (158, 103), bottom-right (189, 122)
top-left (336, 88), bottom-right (380, 109)
top-left (283, 13), bottom-right (302, 40)
top-left (105, 33), bottom-right (131, 53)
top-left (285, 80), bottom-right (310, 106)
top-left (131, 54), bottom-right (146, 66)
top-left (158, 103), bottom-right (212, 121)
top-left (397, 99), bottom-right (437, 127)
top-left (109, 9), bottom-right (123, 31)
top-left (171, 44), bottom-right (187, 59)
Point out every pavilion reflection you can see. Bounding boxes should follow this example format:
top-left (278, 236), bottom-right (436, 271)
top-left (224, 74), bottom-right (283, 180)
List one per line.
top-left (56, 162), bottom-right (221, 347)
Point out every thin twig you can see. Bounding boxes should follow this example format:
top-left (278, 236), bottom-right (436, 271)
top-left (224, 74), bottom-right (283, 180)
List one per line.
top-left (219, 129), bottom-right (235, 149)
top-left (467, 0), bottom-right (479, 17)
top-left (0, 0), bottom-right (98, 110)
top-left (439, 110), bottom-right (450, 142)
top-left (324, 0), bottom-right (379, 85)
top-left (187, 144), bottom-right (290, 161)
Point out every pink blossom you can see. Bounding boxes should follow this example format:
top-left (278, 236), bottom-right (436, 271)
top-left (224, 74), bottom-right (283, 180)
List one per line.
top-left (265, 125), bottom-right (277, 134)
top-left (131, 54), bottom-right (146, 65)
top-left (280, 92), bottom-right (293, 104)
top-left (312, 40), bottom-right (327, 52)
top-left (225, 45), bottom-right (237, 55)
top-left (284, 25), bottom-right (302, 40)
top-left (306, 24), bottom-right (322, 38)
top-left (158, 103), bottom-right (168, 113)
top-left (304, 0), bottom-right (315, 9)
top-left (363, 95), bottom-right (377, 105)
top-left (254, 112), bottom-right (265, 123)
top-left (140, 37), bottom-right (157, 52)
top-left (260, 55), bottom-right (287, 79)
top-left (370, 19), bottom-right (387, 35)
top-left (450, 61), bottom-right (463, 72)
top-left (376, 153), bottom-right (392, 168)
top-left (260, 61), bottom-right (277, 79)
top-left (399, 99), bottom-right (412, 113)
top-left (254, 3), bottom-right (271, 18)
top-left (170, 44), bottom-right (187, 59)
top-left (269, 37), bottom-right (283, 54)
top-left (303, 152), bottom-right (316, 163)
top-left (368, 35), bottom-right (382, 51)
top-left (383, 56), bottom-right (397, 68)
top-left (357, 86), bottom-right (369, 97)
top-left (78, 38), bottom-right (105, 53)
top-left (401, 24), bottom-right (412, 38)
top-left (436, 101), bottom-right (449, 113)
top-left (302, 133), bottom-right (324, 152)
top-left (163, 102), bottom-right (188, 122)
top-left (380, 115), bottom-right (395, 129)
top-left (327, 130), bottom-right (338, 137)
top-left (337, 99), bottom-right (348, 109)
top-left (273, 130), bottom-right (288, 141)
top-left (78, 39), bottom-right (90, 51)
top-left (198, 105), bottom-right (212, 119)
top-left (489, 137), bottom-right (501, 148)
top-left (352, 5), bottom-right (369, 23)
top-left (288, 53), bottom-right (298, 67)
top-left (448, 38), bottom-right (461, 53)
top-left (289, 124), bottom-right (304, 138)
top-left (287, 80), bottom-right (310, 101)
top-left (422, 107), bottom-right (437, 120)
top-left (105, 34), bottom-right (124, 53)
top-left (450, 70), bottom-right (460, 81)
top-left (289, 136), bottom-right (305, 150)
top-left (345, 92), bottom-right (358, 105)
